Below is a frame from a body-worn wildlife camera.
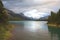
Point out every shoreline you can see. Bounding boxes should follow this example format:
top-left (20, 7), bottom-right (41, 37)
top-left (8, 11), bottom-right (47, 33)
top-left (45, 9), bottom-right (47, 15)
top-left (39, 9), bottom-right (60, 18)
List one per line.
top-left (47, 23), bottom-right (60, 28)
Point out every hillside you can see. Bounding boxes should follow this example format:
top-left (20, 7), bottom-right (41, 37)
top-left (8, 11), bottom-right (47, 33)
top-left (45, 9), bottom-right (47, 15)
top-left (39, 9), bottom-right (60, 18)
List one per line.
top-left (6, 9), bottom-right (48, 21)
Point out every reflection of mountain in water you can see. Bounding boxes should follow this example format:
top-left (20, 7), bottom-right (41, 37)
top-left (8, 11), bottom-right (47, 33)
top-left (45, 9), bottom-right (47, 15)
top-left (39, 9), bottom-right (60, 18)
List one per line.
top-left (48, 27), bottom-right (60, 40)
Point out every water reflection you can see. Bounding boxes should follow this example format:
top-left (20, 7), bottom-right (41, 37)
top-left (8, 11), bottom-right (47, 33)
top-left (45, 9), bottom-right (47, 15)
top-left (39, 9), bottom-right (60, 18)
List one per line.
top-left (24, 21), bottom-right (48, 32)
top-left (9, 21), bottom-right (60, 40)
top-left (48, 27), bottom-right (60, 40)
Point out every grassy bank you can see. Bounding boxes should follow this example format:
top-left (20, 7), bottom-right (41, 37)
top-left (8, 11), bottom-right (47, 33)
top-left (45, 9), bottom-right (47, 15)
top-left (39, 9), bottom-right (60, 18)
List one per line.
top-left (0, 23), bottom-right (14, 40)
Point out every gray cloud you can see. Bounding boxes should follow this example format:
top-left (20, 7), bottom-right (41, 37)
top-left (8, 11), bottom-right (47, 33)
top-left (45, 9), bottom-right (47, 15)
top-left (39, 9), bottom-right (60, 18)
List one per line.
top-left (2, 0), bottom-right (60, 13)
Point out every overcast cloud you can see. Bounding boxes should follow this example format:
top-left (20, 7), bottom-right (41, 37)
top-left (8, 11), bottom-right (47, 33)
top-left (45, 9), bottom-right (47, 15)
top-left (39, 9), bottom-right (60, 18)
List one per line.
top-left (2, 0), bottom-right (60, 13)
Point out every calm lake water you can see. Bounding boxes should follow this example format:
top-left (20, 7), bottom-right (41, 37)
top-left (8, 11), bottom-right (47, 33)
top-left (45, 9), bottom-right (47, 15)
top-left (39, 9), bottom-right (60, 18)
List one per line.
top-left (9, 21), bottom-right (60, 40)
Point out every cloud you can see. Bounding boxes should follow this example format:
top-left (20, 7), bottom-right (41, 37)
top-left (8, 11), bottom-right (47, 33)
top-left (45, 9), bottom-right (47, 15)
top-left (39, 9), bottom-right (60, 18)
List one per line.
top-left (23, 9), bottom-right (49, 19)
top-left (2, 0), bottom-right (60, 13)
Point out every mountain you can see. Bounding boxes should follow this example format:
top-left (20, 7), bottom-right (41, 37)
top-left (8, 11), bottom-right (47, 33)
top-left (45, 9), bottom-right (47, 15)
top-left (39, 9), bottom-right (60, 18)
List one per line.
top-left (6, 9), bottom-right (23, 20)
top-left (6, 9), bottom-right (34, 20)
top-left (6, 9), bottom-right (49, 21)
top-left (38, 16), bottom-right (48, 21)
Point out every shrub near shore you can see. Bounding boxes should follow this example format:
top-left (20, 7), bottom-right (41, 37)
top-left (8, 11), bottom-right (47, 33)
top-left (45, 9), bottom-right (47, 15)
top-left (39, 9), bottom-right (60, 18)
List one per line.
top-left (0, 24), bottom-right (14, 40)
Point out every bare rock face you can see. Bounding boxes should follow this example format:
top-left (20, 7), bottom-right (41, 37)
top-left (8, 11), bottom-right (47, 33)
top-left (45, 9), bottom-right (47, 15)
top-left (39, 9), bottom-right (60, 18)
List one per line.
top-left (0, 0), bottom-right (8, 23)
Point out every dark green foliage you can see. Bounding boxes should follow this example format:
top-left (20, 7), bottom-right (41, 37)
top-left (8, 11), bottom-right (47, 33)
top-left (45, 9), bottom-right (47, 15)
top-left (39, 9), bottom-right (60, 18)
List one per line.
top-left (56, 9), bottom-right (60, 25)
top-left (48, 9), bottom-right (60, 25)
top-left (48, 11), bottom-right (56, 23)
top-left (0, 0), bottom-right (8, 23)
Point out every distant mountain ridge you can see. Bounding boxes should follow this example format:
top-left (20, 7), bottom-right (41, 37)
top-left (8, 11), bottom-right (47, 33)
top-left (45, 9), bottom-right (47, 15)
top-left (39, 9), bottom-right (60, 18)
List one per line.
top-left (6, 9), bottom-right (48, 21)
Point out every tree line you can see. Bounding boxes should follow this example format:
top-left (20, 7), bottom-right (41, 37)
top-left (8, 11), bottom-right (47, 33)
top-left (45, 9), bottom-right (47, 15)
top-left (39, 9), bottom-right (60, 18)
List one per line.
top-left (48, 9), bottom-right (60, 25)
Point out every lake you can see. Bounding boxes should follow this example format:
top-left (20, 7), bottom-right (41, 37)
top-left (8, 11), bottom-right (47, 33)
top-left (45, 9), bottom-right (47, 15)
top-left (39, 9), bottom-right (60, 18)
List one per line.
top-left (9, 21), bottom-right (60, 40)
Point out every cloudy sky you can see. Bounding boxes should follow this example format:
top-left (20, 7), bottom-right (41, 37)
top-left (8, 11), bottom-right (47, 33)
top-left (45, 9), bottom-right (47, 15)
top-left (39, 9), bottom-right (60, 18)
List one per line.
top-left (2, 0), bottom-right (60, 13)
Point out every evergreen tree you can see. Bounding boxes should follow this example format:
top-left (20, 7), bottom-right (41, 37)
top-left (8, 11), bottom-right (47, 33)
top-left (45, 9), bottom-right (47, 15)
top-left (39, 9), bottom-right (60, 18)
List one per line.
top-left (56, 9), bottom-right (60, 25)
top-left (0, 0), bottom-right (8, 23)
top-left (48, 9), bottom-right (60, 25)
top-left (48, 11), bottom-right (56, 23)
